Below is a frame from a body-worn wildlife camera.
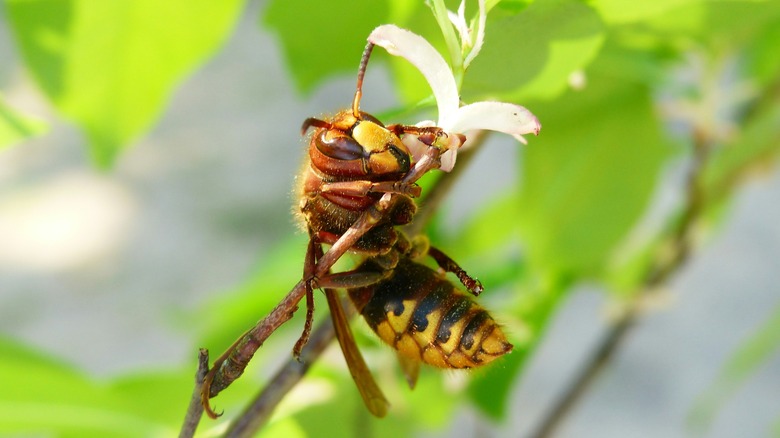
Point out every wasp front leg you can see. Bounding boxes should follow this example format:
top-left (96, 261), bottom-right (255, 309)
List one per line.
top-left (386, 124), bottom-right (466, 150)
top-left (320, 180), bottom-right (422, 198)
top-left (427, 245), bottom-right (484, 296)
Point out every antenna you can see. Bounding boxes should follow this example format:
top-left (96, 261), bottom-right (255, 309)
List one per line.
top-left (352, 42), bottom-right (374, 118)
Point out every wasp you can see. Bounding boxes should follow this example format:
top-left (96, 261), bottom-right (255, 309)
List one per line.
top-left (294, 42), bottom-right (513, 417)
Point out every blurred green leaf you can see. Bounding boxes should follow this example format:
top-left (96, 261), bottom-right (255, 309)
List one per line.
top-left (6, 0), bottom-right (245, 166)
top-left (744, 19), bottom-right (780, 87)
top-left (463, 0), bottom-right (605, 101)
top-left (263, 0), bottom-right (395, 96)
top-left (591, 0), bottom-right (701, 24)
top-left (0, 95), bottom-right (47, 149)
top-left (516, 66), bottom-right (676, 276)
top-left (292, 363), bottom-right (456, 437)
top-left (259, 417), bottom-right (307, 438)
top-left (0, 337), bottom-right (172, 437)
top-left (644, 0), bottom-right (780, 51)
top-left (688, 302), bottom-right (780, 433)
top-left (107, 370), bottom-right (193, 427)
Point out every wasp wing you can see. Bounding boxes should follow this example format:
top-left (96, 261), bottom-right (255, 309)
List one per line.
top-left (325, 289), bottom-right (389, 417)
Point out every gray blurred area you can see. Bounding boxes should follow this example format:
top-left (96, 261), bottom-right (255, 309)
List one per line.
top-left (1, 2), bottom-right (778, 438)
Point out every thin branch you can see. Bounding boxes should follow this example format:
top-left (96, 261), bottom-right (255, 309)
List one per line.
top-left (529, 130), bottom-right (711, 438)
top-left (179, 349), bottom-right (210, 438)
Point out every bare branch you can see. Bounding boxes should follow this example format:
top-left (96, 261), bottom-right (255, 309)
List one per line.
top-left (179, 349), bottom-right (210, 438)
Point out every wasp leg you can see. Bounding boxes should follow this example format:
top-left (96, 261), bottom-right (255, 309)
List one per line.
top-left (293, 238), bottom-right (390, 360)
top-left (315, 269), bottom-right (390, 289)
top-left (427, 245), bottom-right (484, 296)
top-left (293, 237), bottom-right (319, 360)
top-left (320, 180), bottom-right (422, 198)
top-left (388, 124), bottom-right (468, 151)
top-left (387, 124), bottom-right (443, 143)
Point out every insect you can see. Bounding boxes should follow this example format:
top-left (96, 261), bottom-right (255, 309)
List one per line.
top-left (295, 42), bottom-right (513, 417)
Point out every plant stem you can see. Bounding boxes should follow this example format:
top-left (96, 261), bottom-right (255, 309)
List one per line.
top-left (429, 0), bottom-right (464, 85)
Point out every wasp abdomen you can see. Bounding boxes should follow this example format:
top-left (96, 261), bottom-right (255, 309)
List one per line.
top-left (351, 258), bottom-right (512, 369)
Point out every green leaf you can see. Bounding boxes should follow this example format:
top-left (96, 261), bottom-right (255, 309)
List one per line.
top-left (516, 66), bottom-right (676, 276)
top-left (0, 337), bottom-right (172, 437)
top-left (590, 0), bottom-right (702, 24)
top-left (463, 0), bottom-right (605, 101)
top-left (688, 302), bottom-right (780, 433)
top-left (107, 370), bottom-right (194, 426)
top-left (644, 0), bottom-right (780, 51)
top-left (0, 95), bottom-right (47, 149)
top-left (745, 21), bottom-right (780, 87)
top-left (263, 0), bottom-right (394, 96)
top-left (6, 0), bottom-right (245, 166)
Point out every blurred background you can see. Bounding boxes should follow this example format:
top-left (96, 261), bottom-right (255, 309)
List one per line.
top-left (1, 1), bottom-right (779, 437)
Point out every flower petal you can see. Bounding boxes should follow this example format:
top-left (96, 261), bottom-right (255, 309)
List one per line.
top-left (368, 25), bottom-right (460, 127)
top-left (448, 101), bottom-right (541, 137)
top-left (439, 149), bottom-right (457, 172)
top-left (401, 132), bottom-right (430, 163)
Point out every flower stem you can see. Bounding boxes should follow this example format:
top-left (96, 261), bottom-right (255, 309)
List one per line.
top-left (429, 0), bottom-right (464, 87)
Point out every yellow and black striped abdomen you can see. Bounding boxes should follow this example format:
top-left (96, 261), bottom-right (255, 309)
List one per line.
top-left (349, 258), bottom-right (512, 369)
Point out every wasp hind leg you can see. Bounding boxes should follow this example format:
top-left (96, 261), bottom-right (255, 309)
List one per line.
top-left (293, 237), bottom-right (320, 360)
top-left (293, 235), bottom-right (390, 359)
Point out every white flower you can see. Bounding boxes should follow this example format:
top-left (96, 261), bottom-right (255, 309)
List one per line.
top-left (368, 24), bottom-right (541, 172)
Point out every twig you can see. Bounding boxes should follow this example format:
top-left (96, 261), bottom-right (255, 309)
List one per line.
top-left (179, 349), bottom-right (210, 438)
top-left (529, 129), bottom-right (710, 438)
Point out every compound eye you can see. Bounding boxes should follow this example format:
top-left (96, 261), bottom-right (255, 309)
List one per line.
top-left (317, 132), bottom-right (366, 160)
